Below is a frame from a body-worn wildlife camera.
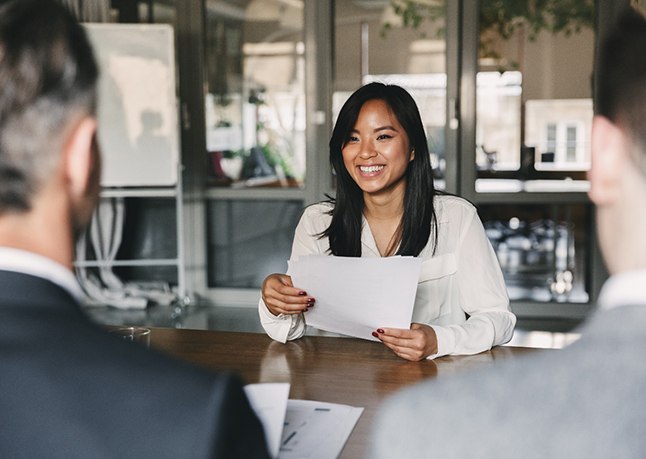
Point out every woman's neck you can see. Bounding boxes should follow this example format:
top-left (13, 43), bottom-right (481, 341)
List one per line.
top-left (362, 180), bottom-right (406, 221)
top-left (363, 186), bottom-right (405, 257)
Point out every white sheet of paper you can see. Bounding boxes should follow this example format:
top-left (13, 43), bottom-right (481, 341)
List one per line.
top-left (279, 400), bottom-right (363, 459)
top-left (244, 383), bottom-right (291, 458)
top-left (288, 256), bottom-right (422, 341)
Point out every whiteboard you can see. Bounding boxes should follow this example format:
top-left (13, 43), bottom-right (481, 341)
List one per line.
top-left (85, 24), bottom-right (179, 187)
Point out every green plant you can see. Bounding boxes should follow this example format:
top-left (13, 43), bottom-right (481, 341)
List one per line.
top-left (259, 142), bottom-right (296, 179)
top-left (382, 0), bottom-right (594, 58)
top-left (224, 148), bottom-right (246, 159)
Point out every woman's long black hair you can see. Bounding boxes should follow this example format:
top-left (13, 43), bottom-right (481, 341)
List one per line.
top-left (322, 82), bottom-right (438, 257)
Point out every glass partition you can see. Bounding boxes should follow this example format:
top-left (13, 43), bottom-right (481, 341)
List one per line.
top-left (204, 0), bottom-right (305, 188)
top-left (479, 203), bottom-right (591, 304)
top-left (333, 0), bottom-right (447, 184)
top-left (475, 2), bottom-right (595, 186)
top-left (207, 199), bottom-right (303, 288)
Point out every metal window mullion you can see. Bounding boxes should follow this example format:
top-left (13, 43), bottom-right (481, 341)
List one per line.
top-left (304, 0), bottom-right (334, 205)
top-left (458, 0), bottom-right (479, 201)
top-left (444, 0), bottom-right (461, 195)
top-left (177, 0), bottom-right (208, 299)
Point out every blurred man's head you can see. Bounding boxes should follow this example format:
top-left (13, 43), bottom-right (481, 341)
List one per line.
top-left (0, 0), bottom-right (100, 251)
top-left (589, 8), bottom-right (646, 274)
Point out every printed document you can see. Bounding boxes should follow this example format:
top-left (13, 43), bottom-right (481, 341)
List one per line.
top-left (288, 255), bottom-right (422, 341)
top-left (245, 383), bottom-right (290, 457)
top-left (245, 383), bottom-right (363, 459)
top-left (280, 400), bottom-right (363, 459)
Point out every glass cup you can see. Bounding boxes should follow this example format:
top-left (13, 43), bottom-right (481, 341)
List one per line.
top-left (109, 326), bottom-right (151, 347)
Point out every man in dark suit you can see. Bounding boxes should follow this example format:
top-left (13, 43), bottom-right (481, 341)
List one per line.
top-left (370, 7), bottom-right (646, 459)
top-left (0, 1), bottom-right (268, 457)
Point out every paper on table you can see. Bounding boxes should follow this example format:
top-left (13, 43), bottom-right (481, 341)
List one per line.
top-left (244, 383), bottom-right (290, 458)
top-left (279, 400), bottom-right (363, 459)
top-left (244, 384), bottom-right (363, 459)
top-left (288, 255), bottom-right (422, 341)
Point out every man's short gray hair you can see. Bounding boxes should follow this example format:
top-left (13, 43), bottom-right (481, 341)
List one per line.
top-left (0, 0), bottom-right (98, 213)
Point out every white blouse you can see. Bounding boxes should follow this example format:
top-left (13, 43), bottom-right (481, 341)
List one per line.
top-left (259, 194), bottom-right (516, 359)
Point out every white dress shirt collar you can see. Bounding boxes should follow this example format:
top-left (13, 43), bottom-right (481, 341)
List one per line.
top-left (597, 268), bottom-right (646, 311)
top-left (0, 247), bottom-right (85, 302)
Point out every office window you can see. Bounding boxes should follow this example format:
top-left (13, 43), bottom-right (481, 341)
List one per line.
top-left (333, 0), bottom-right (447, 183)
top-left (546, 123), bottom-right (557, 160)
top-left (204, 1), bottom-right (305, 188)
top-left (468, 2), bottom-right (600, 315)
top-left (480, 203), bottom-right (591, 304)
top-left (566, 125), bottom-right (578, 162)
top-left (476, 2), bottom-right (594, 181)
top-left (207, 200), bottom-right (303, 288)
top-left (203, 1), bottom-right (310, 296)
top-left (476, 71), bottom-right (522, 171)
top-left (526, 100), bottom-right (592, 171)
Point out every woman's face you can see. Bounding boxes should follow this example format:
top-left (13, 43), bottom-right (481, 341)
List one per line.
top-left (342, 98), bottom-right (413, 198)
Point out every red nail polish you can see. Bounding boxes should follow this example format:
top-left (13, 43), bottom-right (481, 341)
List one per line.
top-left (371, 331), bottom-right (378, 338)
top-left (298, 291), bottom-right (307, 295)
top-left (377, 328), bottom-right (384, 334)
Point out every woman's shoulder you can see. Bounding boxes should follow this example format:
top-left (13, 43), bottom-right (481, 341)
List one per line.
top-left (303, 201), bottom-right (334, 216)
top-left (434, 194), bottom-right (476, 219)
top-left (299, 201), bottom-right (334, 226)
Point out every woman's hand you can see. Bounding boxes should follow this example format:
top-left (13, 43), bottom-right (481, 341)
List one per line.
top-left (372, 323), bottom-right (438, 361)
top-left (261, 273), bottom-right (315, 316)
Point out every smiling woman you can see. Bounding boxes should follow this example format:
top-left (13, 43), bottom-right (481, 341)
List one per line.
top-left (326, 83), bottom-right (437, 258)
top-left (258, 82), bottom-right (517, 362)
top-left (342, 99), bottom-right (412, 198)
top-left (341, 98), bottom-right (414, 256)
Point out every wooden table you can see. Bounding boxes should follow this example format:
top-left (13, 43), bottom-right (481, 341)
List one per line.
top-left (148, 328), bottom-right (543, 458)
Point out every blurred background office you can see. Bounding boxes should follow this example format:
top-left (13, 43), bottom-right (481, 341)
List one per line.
top-left (66, 0), bottom-right (645, 346)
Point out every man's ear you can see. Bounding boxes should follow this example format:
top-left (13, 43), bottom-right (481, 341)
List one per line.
top-left (588, 115), bottom-right (625, 207)
top-left (63, 116), bottom-right (97, 200)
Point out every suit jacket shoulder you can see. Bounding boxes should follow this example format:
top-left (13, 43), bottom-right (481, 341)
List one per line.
top-left (0, 271), bottom-right (269, 459)
top-left (370, 304), bottom-right (646, 459)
